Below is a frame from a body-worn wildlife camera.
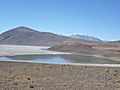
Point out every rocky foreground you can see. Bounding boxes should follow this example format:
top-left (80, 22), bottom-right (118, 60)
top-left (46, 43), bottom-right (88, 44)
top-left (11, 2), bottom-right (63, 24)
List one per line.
top-left (0, 61), bottom-right (120, 90)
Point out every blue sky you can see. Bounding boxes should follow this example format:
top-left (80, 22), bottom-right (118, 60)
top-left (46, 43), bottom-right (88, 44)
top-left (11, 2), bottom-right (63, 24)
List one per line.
top-left (0, 0), bottom-right (120, 40)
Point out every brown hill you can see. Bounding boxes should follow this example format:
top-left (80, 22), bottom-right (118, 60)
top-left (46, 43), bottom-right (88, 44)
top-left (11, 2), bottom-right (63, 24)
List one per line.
top-left (49, 41), bottom-right (120, 59)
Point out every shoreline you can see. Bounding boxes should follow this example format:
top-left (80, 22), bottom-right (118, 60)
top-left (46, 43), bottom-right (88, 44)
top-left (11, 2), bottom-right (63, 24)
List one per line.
top-left (1, 60), bottom-right (120, 67)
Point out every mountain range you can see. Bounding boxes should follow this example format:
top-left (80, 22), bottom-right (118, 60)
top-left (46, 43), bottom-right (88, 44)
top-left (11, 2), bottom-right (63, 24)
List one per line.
top-left (0, 26), bottom-right (119, 46)
top-left (0, 26), bottom-right (93, 46)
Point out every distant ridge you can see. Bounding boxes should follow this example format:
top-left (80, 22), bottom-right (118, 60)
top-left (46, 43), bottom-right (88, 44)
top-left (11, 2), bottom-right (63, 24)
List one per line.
top-left (109, 40), bottom-right (120, 43)
top-left (0, 26), bottom-right (91, 46)
top-left (70, 34), bottom-right (103, 42)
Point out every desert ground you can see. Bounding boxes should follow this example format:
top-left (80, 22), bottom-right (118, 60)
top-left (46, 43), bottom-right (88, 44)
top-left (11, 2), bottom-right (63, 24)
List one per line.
top-left (0, 61), bottom-right (120, 90)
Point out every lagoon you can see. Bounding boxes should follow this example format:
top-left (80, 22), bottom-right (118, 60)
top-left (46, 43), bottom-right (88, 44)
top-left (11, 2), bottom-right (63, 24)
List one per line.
top-left (0, 54), bottom-right (120, 64)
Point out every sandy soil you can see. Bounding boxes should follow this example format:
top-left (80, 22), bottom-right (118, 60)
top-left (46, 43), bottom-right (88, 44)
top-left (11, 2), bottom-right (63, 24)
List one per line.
top-left (0, 61), bottom-right (120, 90)
top-left (0, 45), bottom-right (70, 56)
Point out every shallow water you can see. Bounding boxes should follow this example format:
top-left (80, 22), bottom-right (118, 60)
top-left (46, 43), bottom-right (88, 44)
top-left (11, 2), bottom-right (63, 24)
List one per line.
top-left (0, 54), bottom-right (120, 64)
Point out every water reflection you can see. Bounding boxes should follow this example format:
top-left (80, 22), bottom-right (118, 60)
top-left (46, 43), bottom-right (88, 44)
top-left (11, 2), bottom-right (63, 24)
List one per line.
top-left (61, 54), bottom-right (120, 64)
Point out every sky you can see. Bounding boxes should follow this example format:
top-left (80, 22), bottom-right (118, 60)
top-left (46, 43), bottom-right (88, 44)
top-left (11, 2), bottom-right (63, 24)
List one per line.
top-left (0, 0), bottom-right (120, 40)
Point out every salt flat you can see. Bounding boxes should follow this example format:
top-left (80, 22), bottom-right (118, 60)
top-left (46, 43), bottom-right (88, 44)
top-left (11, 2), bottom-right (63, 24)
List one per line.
top-left (0, 45), bottom-right (70, 56)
